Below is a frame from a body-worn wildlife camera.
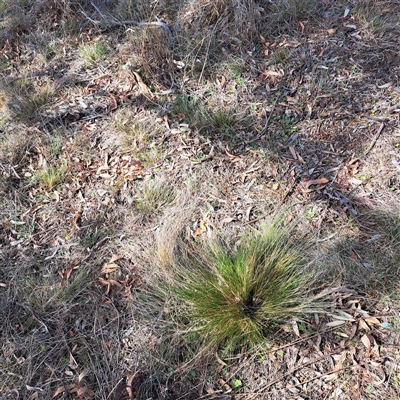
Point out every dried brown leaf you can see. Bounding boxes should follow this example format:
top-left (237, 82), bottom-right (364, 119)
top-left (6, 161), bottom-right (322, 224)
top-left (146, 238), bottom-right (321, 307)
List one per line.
top-left (361, 333), bottom-right (378, 356)
top-left (359, 319), bottom-right (370, 331)
top-left (77, 368), bottom-right (90, 382)
top-left (52, 384), bottom-right (74, 398)
top-left (364, 317), bottom-right (380, 326)
top-left (326, 320), bottom-right (346, 327)
top-left (193, 219), bottom-right (207, 237)
top-left (289, 146), bottom-right (297, 160)
top-left (263, 70), bottom-right (281, 77)
top-left (101, 263), bottom-right (120, 274)
top-left (304, 177), bottom-right (329, 189)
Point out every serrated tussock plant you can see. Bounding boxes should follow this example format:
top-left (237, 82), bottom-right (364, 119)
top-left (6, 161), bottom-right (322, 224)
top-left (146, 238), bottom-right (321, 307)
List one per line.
top-left (163, 219), bottom-right (324, 351)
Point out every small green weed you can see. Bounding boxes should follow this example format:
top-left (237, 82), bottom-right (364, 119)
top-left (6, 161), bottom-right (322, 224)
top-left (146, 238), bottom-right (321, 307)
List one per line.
top-left (172, 94), bottom-right (198, 122)
top-left (272, 47), bottom-right (289, 64)
top-left (137, 144), bottom-right (163, 166)
top-left (233, 379), bottom-right (243, 389)
top-left (306, 209), bottom-right (318, 219)
top-left (119, 119), bottom-right (162, 150)
top-left (230, 63), bottom-right (244, 78)
top-left (209, 109), bottom-right (235, 130)
top-left (25, 85), bottom-right (54, 116)
top-left (14, 221), bottom-right (34, 240)
top-left (188, 369), bottom-right (196, 379)
top-left (36, 166), bottom-right (65, 190)
top-left (365, 385), bottom-right (374, 394)
top-left (135, 179), bottom-right (176, 214)
top-left (81, 226), bottom-right (100, 249)
top-left (280, 116), bottom-right (297, 135)
top-left (79, 41), bottom-right (107, 64)
top-left (298, 321), bottom-right (313, 333)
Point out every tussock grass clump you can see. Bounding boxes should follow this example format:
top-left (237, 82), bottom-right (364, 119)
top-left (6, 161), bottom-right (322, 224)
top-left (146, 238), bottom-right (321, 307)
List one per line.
top-left (135, 178), bottom-right (176, 214)
top-left (270, 0), bottom-right (318, 21)
top-left (36, 165), bottom-right (66, 190)
top-left (161, 219), bottom-right (323, 351)
top-left (79, 41), bottom-right (107, 64)
top-left (352, 0), bottom-right (391, 36)
top-left (0, 80), bottom-right (54, 121)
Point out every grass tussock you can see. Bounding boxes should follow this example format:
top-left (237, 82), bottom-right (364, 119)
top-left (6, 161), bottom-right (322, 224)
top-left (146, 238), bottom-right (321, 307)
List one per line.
top-left (135, 177), bottom-right (176, 215)
top-left (36, 165), bottom-right (66, 190)
top-left (79, 41), bottom-right (108, 64)
top-left (0, 254), bottom-right (117, 399)
top-left (0, 79), bottom-right (54, 121)
top-left (153, 218), bottom-right (324, 352)
top-left (1, 0), bottom-right (400, 397)
top-left (268, 0), bottom-right (321, 23)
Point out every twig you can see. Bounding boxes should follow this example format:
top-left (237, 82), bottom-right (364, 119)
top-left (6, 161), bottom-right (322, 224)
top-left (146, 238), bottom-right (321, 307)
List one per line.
top-left (81, 2), bottom-right (174, 39)
top-left (29, 304), bottom-right (49, 333)
top-left (315, 232), bottom-right (338, 243)
top-left (244, 176), bottom-right (298, 225)
top-left (364, 122), bottom-right (385, 156)
top-left (364, 115), bottom-right (389, 122)
top-left (81, 236), bottom-right (110, 264)
top-left (44, 247), bottom-right (60, 260)
top-left (244, 95), bottom-right (280, 146)
top-left (386, 103), bottom-right (400, 114)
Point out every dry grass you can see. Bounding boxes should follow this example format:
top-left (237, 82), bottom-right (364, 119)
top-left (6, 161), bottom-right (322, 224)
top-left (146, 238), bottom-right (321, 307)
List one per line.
top-left (0, 80), bottom-right (54, 121)
top-left (320, 206), bottom-right (400, 292)
top-left (1, 0), bottom-right (400, 398)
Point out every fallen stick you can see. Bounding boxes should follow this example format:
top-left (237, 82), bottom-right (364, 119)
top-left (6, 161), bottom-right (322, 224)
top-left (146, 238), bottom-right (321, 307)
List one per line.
top-left (81, 2), bottom-right (174, 39)
top-left (364, 122), bottom-right (385, 156)
top-left (244, 176), bottom-right (298, 225)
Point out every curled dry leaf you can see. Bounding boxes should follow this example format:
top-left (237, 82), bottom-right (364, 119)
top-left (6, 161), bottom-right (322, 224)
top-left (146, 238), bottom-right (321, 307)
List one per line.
top-left (304, 177), bottom-right (329, 190)
top-left (101, 255), bottom-right (123, 274)
top-left (262, 70), bottom-right (281, 77)
top-left (52, 384), bottom-right (75, 398)
top-left (60, 264), bottom-right (80, 287)
top-left (193, 219), bottom-right (207, 237)
top-left (101, 263), bottom-right (119, 274)
top-left (361, 334), bottom-right (372, 352)
top-left (361, 334), bottom-right (380, 358)
top-left (359, 319), bottom-right (370, 331)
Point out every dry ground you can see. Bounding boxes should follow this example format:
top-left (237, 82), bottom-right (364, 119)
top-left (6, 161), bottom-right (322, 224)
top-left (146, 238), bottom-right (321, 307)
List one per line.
top-left (0, 0), bottom-right (400, 399)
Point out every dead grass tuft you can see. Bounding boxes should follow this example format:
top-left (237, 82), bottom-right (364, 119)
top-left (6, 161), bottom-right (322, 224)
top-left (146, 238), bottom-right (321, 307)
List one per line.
top-left (0, 79), bottom-right (55, 122)
top-left (352, 0), bottom-right (393, 36)
top-left (317, 207), bottom-right (400, 293)
top-left (274, 0), bottom-right (318, 19)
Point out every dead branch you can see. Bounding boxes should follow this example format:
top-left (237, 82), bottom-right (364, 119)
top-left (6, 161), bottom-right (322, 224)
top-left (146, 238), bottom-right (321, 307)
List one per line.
top-left (81, 2), bottom-right (174, 39)
top-left (364, 122), bottom-right (385, 156)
